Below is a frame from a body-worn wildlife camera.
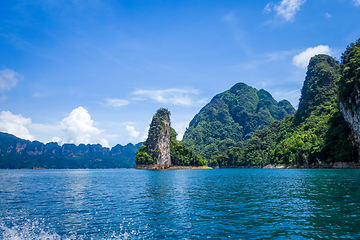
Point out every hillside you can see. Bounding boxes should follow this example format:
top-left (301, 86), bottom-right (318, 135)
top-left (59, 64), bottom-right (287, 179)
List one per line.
top-left (0, 132), bottom-right (141, 169)
top-left (209, 53), bottom-right (358, 167)
top-left (182, 82), bottom-right (295, 160)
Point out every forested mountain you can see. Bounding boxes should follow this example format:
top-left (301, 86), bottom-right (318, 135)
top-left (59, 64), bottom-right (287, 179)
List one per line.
top-left (0, 132), bottom-right (141, 169)
top-left (182, 82), bottom-right (295, 160)
top-left (209, 53), bottom-right (358, 167)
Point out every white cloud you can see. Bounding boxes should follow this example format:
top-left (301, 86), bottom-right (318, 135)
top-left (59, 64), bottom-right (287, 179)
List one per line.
top-left (354, 0), bottom-right (360, 6)
top-left (292, 45), bottom-right (332, 68)
top-left (105, 98), bottom-right (129, 108)
top-left (61, 106), bottom-right (109, 147)
top-left (265, 0), bottom-right (306, 21)
top-left (51, 136), bottom-right (62, 144)
top-left (0, 111), bottom-right (34, 140)
top-left (126, 125), bottom-right (140, 139)
top-left (263, 2), bottom-right (274, 13)
top-left (171, 121), bottom-right (190, 141)
top-left (139, 118), bottom-right (151, 142)
top-left (325, 13), bottom-right (332, 18)
top-left (0, 69), bottom-right (22, 91)
top-left (132, 88), bottom-right (206, 107)
top-left (32, 93), bottom-right (42, 98)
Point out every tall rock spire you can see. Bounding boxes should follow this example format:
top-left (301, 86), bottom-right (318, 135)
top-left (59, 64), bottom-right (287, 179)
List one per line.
top-left (136, 108), bottom-right (172, 168)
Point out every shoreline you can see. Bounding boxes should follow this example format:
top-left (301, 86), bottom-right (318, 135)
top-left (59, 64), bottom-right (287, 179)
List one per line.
top-left (135, 164), bottom-right (212, 169)
top-left (213, 161), bottom-right (360, 169)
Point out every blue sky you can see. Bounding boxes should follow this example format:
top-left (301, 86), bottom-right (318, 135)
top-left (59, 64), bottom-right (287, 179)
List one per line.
top-left (0, 0), bottom-right (359, 147)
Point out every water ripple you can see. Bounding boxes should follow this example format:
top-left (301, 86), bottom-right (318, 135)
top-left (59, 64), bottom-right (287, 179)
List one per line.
top-left (1, 169), bottom-right (360, 239)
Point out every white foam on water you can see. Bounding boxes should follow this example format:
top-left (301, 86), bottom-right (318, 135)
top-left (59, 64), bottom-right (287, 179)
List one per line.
top-left (0, 223), bottom-right (61, 240)
top-left (0, 220), bottom-right (139, 240)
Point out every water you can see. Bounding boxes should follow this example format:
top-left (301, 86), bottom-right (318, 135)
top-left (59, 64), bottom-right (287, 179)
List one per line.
top-left (0, 169), bottom-right (360, 239)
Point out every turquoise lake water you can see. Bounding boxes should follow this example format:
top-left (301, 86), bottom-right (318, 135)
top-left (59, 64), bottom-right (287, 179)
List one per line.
top-left (0, 168), bottom-right (360, 239)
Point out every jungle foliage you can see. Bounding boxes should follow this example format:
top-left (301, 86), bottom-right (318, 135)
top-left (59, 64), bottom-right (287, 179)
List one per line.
top-left (338, 38), bottom-right (360, 108)
top-left (182, 82), bottom-right (295, 160)
top-left (209, 54), bottom-right (358, 167)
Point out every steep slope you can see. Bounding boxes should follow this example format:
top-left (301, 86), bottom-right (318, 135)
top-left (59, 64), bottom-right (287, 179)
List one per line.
top-left (135, 108), bottom-right (206, 168)
top-left (210, 54), bottom-right (357, 167)
top-left (136, 108), bottom-right (172, 167)
top-left (0, 132), bottom-right (141, 169)
top-left (294, 54), bottom-right (340, 125)
top-left (182, 82), bottom-right (294, 160)
top-left (338, 38), bottom-right (360, 149)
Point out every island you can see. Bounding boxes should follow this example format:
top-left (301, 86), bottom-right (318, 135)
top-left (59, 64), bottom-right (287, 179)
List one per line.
top-left (135, 108), bottom-right (207, 169)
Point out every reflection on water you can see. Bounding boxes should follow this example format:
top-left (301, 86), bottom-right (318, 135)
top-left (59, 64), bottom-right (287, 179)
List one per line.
top-left (0, 169), bottom-right (360, 239)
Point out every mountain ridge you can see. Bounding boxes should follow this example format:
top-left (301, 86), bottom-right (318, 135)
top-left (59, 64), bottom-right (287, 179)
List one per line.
top-left (0, 131), bottom-right (141, 169)
top-left (182, 82), bottom-right (295, 160)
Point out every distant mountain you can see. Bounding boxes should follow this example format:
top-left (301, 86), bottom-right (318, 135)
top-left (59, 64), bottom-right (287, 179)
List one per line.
top-left (182, 82), bottom-right (295, 160)
top-left (0, 132), bottom-right (141, 169)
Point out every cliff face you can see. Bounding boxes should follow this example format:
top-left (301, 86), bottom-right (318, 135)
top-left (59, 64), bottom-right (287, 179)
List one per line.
top-left (154, 113), bottom-right (171, 166)
top-left (339, 86), bottom-right (360, 147)
top-left (135, 108), bottom-right (206, 168)
top-left (136, 108), bottom-right (172, 168)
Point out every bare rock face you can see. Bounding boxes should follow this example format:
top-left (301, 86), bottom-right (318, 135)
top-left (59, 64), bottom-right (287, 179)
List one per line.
top-left (136, 108), bottom-right (172, 169)
top-left (340, 84), bottom-right (360, 147)
top-left (154, 113), bottom-right (171, 166)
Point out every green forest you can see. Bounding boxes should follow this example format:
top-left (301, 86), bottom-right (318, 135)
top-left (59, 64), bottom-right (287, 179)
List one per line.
top-left (0, 132), bottom-right (141, 169)
top-left (182, 83), bottom-right (295, 160)
top-left (186, 39), bottom-right (360, 167)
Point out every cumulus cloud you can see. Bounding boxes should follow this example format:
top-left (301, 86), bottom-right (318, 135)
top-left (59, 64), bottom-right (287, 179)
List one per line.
top-left (105, 98), bottom-right (129, 108)
top-left (126, 125), bottom-right (140, 139)
top-left (264, 0), bottom-right (306, 21)
top-left (325, 13), bottom-right (332, 18)
top-left (61, 106), bottom-right (109, 147)
top-left (0, 69), bottom-right (22, 91)
top-left (292, 45), bottom-right (332, 68)
top-left (354, 0), bottom-right (360, 6)
top-left (0, 111), bottom-right (34, 140)
top-left (132, 88), bottom-right (207, 107)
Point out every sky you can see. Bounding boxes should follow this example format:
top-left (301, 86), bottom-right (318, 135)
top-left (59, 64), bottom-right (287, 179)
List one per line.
top-left (0, 0), bottom-right (360, 148)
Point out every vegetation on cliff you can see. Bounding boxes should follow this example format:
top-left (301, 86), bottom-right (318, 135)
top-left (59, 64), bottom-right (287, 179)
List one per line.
top-left (182, 82), bottom-right (295, 160)
top-left (0, 132), bottom-right (141, 169)
top-left (338, 38), bottom-right (360, 108)
top-left (209, 54), bottom-right (357, 167)
top-left (136, 108), bottom-right (206, 166)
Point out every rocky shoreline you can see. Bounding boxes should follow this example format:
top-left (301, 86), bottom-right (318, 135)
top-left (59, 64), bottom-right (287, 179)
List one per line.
top-left (214, 161), bottom-right (360, 169)
top-left (136, 161), bottom-right (360, 169)
top-left (263, 161), bottom-right (360, 169)
top-left (135, 164), bottom-right (212, 169)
